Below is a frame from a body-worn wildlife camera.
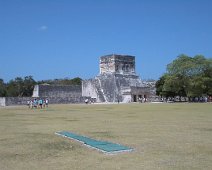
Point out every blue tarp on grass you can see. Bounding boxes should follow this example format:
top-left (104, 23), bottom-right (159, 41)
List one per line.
top-left (56, 131), bottom-right (133, 154)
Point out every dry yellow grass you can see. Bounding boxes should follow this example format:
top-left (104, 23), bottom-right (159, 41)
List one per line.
top-left (0, 103), bottom-right (212, 170)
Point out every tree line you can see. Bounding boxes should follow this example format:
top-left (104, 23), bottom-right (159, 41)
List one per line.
top-left (0, 76), bottom-right (82, 97)
top-left (156, 54), bottom-right (212, 101)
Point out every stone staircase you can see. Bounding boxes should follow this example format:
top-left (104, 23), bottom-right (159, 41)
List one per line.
top-left (94, 79), bottom-right (106, 102)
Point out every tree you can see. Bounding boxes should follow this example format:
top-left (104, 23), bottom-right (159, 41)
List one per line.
top-left (203, 77), bottom-right (212, 96)
top-left (162, 74), bottom-right (186, 99)
top-left (187, 76), bottom-right (205, 97)
top-left (22, 76), bottom-right (36, 96)
top-left (6, 77), bottom-right (24, 97)
top-left (6, 76), bottom-right (36, 97)
top-left (155, 75), bottom-right (165, 96)
top-left (37, 77), bottom-right (82, 86)
top-left (70, 77), bottom-right (82, 85)
top-left (167, 54), bottom-right (194, 77)
top-left (156, 54), bottom-right (212, 100)
top-left (0, 79), bottom-right (7, 97)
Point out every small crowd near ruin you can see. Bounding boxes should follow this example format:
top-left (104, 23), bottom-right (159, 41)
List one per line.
top-left (84, 98), bottom-right (96, 104)
top-left (27, 98), bottom-right (49, 109)
top-left (159, 96), bottom-right (211, 103)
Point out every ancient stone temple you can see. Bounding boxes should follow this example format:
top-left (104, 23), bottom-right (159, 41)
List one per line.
top-left (82, 54), bottom-right (156, 103)
top-left (30, 54), bottom-right (156, 104)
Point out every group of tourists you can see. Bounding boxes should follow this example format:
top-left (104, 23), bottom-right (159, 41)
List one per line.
top-left (84, 98), bottom-right (96, 104)
top-left (138, 97), bottom-right (147, 103)
top-left (27, 98), bottom-right (49, 109)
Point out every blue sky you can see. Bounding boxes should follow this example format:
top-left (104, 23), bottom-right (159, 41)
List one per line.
top-left (0, 0), bottom-right (212, 82)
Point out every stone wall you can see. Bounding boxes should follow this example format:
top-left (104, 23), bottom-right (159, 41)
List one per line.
top-left (113, 55), bottom-right (136, 75)
top-left (30, 84), bottom-right (90, 105)
top-left (100, 55), bottom-right (116, 74)
top-left (131, 86), bottom-right (151, 94)
top-left (100, 54), bottom-right (136, 75)
top-left (0, 97), bottom-right (31, 106)
top-left (0, 97), bottom-right (6, 106)
top-left (130, 86), bottom-right (156, 102)
top-left (33, 84), bottom-right (82, 98)
top-left (0, 96), bottom-right (90, 106)
top-left (44, 96), bottom-right (90, 104)
top-left (82, 79), bottom-right (98, 99)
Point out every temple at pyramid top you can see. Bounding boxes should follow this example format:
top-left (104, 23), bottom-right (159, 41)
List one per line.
top-left (99, 54), bottom-right (136, 75)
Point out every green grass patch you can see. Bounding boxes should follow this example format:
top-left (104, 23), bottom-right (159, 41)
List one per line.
top-left (0, 103), bottom-right (212, 170)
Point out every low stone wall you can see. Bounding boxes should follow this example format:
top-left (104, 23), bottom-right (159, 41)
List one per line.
top-left (0, 96), bottom-right (91, 106)
top-left (5, 97), bottom-right (31, 106)
top-left (0, 97), bottom-right (6, 106)
top-left (38, 85), bottom-right (82, 98)
top-left (45, 96), bottom-right (90, 104)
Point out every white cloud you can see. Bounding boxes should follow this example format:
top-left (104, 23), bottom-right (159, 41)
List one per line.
top-left (38, 25), bottom-right (48, 31)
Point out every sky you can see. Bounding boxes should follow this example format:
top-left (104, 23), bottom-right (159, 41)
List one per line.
top-left (0, 0), bottom-right (212, 82)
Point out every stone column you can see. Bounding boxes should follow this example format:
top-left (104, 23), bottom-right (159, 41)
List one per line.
top-left (0, 97), bottom-right (6, 106)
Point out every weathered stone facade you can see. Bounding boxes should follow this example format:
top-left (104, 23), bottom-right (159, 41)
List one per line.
top-left (0, 97), bottom-right (6, 106)
top-left (82, 54), bottom-right (156, 102)
top-left (32, 84), bottom-right (82, 98)
top-left (0, 97), bottom-right (32, 106)
top-left (29, 54), bottom-right (156, 104)
top-left (100, 54), bottom-right (136, 75)
top-left (32, 84), bottom-right (89, 104)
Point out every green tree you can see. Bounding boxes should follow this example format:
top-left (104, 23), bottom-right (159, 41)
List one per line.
top-left (70, 77), bottom-right (82, 85)
top-left (187, 76), bottom-right (205, 97)
top-left (155, 74), bottom-right (166, 96)
top-left (6, 76), bottom-right (36, 97)
top-left (6, 77), bottom-right (24, 96)
top-left (0, 79), bottom-right (7, 97)
top-left (167, 54), bottom-right (194, 77)
top-left (37, 77), bottom-right (82, 86)
top-left (156, 54), bottom-right (212, 99)
top-left (203, 77), bottom-right (212, 96)
top-left (22, 76), bottom-right (36, 96)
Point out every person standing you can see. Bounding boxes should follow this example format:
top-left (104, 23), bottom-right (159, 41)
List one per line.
top-left (43, 99), bottom-right (46, 108)
top-left (39, 99), bottom-right (43, 109)
top-left (30, 100), bottom-right (33, 109)
top-left (33, 99), bottom-right (38, 108)
top-left (45, 98), bottom-right (49, 107)
top-left (27, 100), bottom-right (30, 108)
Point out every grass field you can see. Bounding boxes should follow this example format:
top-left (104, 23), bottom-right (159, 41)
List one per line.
top-left (0, 103), bottom-right (212, 170)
